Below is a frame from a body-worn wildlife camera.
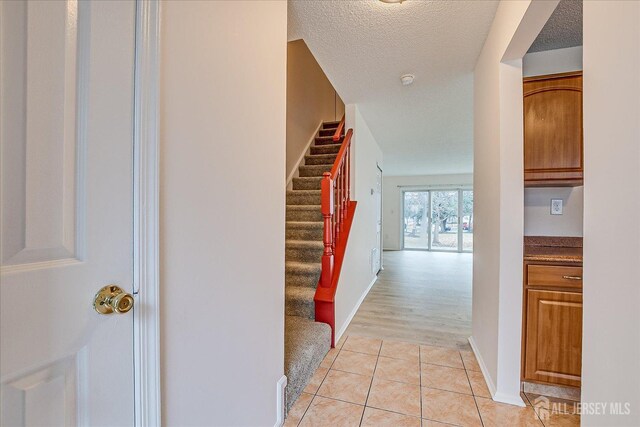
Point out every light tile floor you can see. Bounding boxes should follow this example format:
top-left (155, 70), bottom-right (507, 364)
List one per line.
top-left (284, 335), bottom-right (580, 427)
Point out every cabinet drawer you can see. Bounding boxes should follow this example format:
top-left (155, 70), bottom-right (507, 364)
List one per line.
top-left (527, 265), bottom-right (583, 289)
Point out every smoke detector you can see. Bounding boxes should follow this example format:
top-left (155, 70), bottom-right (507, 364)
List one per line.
top-left (400, 74), bottom-right (415, 86)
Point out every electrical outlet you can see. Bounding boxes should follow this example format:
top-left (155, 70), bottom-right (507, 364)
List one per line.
top-left (551, 199), bottom-right (563, 215)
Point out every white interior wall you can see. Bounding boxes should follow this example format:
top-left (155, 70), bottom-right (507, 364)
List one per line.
top-left (159, 2), bottom-right (286, 425)
top-left (524, 187), bottom-right (583, 237)
top-left (286, 39), bottom-right (344, 181)
top-left (472, 0), bottom-right (558, 406)
top-left (334, 104), bottom-right (383, 341)
top-left (382, 174), bottom-right (473, 250)
top-left (582, 1), bottom-right (640, 425)
top-left (523, 47), bottom-right (584, 237)
top-left (522, 46), bottom-right (582, 77)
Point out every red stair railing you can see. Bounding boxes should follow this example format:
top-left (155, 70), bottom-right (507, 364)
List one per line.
top-left (315, 119), bottom-right (357, 347)
top-left (332, 114), bottom-right (345, 142)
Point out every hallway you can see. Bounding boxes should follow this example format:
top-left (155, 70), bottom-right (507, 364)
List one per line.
top-left (283, 251), bottom-right (580, 426)
top-left (345, 251), bottom-right (472, 349)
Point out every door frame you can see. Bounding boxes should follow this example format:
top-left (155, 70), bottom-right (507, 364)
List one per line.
top-left (132, 1), bottom-right (161, 425)
top-left (401, 189), bottom-right (431, 250)
top-left (376, 163), bottom-right (383, 273)
top-left (400, 186), bottom-right (473, 253)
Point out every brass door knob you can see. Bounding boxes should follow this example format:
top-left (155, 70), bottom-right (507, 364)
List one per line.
top-left (94, 285), bottom-right (134, 314)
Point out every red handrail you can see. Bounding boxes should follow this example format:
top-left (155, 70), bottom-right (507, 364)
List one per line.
top-left (332, 115), bottom-right (345, 142)
top-left (315, 128), bottom-right (356, 347)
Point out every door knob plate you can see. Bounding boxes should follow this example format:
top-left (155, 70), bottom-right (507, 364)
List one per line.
top-left (94, 285), bottom-right (134, 314)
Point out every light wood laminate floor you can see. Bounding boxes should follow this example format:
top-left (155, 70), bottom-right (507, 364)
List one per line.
top-left (345, 250), bottom-right (472, 350)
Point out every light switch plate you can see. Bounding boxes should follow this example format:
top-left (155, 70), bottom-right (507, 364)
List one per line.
top-left (551, 199), bottom-right (563, 215)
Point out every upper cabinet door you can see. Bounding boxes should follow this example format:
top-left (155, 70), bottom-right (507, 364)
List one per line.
top-left (523, 72), bottom-right (583, 187)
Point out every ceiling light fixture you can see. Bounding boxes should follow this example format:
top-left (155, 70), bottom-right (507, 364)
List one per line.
top-left (379, 0), bottom-right (404, 3)
top-left (401, 74), bottom-right (415, 85)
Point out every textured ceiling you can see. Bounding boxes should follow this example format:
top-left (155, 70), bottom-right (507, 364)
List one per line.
top-left (289, 0), bottom-right (499, 176)
top-left (528, 0), bottom-right (582, 53)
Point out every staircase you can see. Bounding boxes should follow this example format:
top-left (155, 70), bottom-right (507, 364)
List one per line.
top-left (284, 120), bottom-right (344, 412)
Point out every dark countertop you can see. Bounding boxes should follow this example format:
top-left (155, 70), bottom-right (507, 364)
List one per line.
top-left (524, 236), bottom-right (583, 263)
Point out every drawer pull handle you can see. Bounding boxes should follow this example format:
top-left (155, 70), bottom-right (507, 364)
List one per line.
top-left (562, 275), bottom-right (582, 280)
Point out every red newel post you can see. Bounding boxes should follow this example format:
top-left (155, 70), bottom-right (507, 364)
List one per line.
top-left (321, 172), bottom-right (334, 288)
top-left (315, 127), bottom-right (353, 348)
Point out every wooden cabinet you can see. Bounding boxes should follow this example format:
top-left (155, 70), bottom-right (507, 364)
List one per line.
top-left (523, 72), bottom-right (583, 187)
top-left (527, 265), bottom-right (583, 290)
top-left (522, 262), bottom-right (582, 388)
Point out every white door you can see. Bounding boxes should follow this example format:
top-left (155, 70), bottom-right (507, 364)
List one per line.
top-left (1, 1), bottom-right (137, 425)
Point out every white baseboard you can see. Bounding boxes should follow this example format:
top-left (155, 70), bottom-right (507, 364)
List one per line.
top-left (335, 275), bottom-right (378, 343)
top-left (494, 390), bottom-right (526, 407)
top-left (468, 336), bottom-right (525, 407)
top-left (274, 375), bottom-right (287, 427)
top-left (468, 336), bottom-right (497, 397)
top-left (286, 121), bottom-right (323, 189)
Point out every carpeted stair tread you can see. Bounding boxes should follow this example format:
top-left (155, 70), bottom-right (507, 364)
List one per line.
top-left (285, 260), bottom-right (322, 274)
top-left (286, 221), bottom-right (323, 229)
top-left (285, 286), bottom-right (316, 319)
top-left (319, 128), bottom-right (338, 137)
top-left (285, 239), bottom-right (324, 263)
top-left (284, 316), bottom-right (331, 412)
top-left (304, 153), bottom-right (338, 165)
top-left (315, 135), bottom-right (343, 146)
top-left (286, 189), bottom-right (321, 205)
top-left (286, 205), bottom-right (323, 221)
top-left (299, 164), bottom-right (332, 177)
top-left (322, 120), bottom-right (341, 129)
top-left (292, 177), bottom-right (323, 190)
top-left (286, 220), bottom-right (323, 236)
top-left (285, 261), bottom-right (321, 288)
top-left (285, 239), bottom-right (324, 249)
top-left (283, 120), bottom-right (342, 415)
top-left (286, 221), bottom-right (323, 240)
top-left (310, 144), bottom-right (342, 155)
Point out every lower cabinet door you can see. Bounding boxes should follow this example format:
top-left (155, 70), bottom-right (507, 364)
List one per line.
top-left (524, 289), bottom-right (582, 387)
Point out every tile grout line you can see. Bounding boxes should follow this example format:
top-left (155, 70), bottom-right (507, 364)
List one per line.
top-left (421, 349), bottom-right (478, 397)
top-left (292, 395), bottom-right (313, 427)
top-left (301, 337), bottom-right (552, 427)
top-left (419, 344), bottom-right (424, 427)
top-left (462, 350), bottom-right (486, 427)
top-left (355, 350), bottom-right (417, 362)
top-left (358, 340), bottom-right (383, 426)
top-left (296, 339), bottom-right (344, 427)
top-left (302, 395), bottom-right (427, 423)
top-left (462, 352), bottom-right (476, 398)
top-left (472, 395), bottom-right (486, 426)
top-left (332, 360), bottom-right (420, 387)
top-left (339, 348), bottom-right (385, 357)
top-left (524, 392), bottom-right (548, 427)
top-left (307, 394), bottom-right (366, 408)
top-left (364, 404), bottom-right (424, 421)
top-left (423, 361), bottom-right (467, 370)
top-left (303, 393), bottom-right (439, 423)
top-left (420, 384), bottom-right (478, 397)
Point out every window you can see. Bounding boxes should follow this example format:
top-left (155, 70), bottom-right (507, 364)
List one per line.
top-left (402, 189), bottom-right (473, 252)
